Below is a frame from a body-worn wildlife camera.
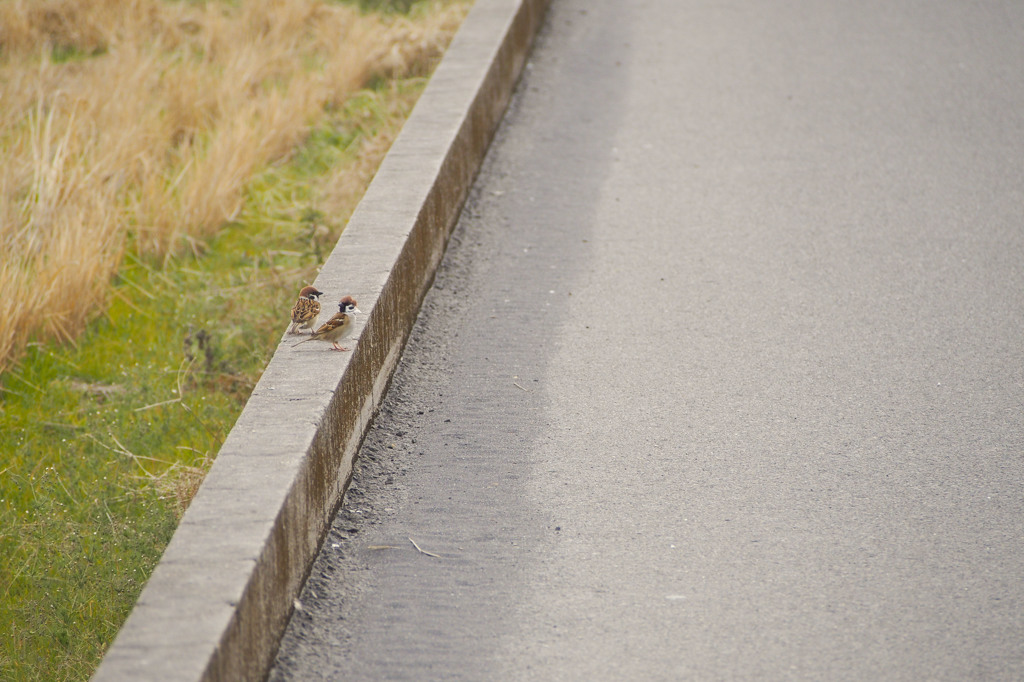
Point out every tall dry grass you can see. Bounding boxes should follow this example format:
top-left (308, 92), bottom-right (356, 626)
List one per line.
top-left (0, 0), bottom-right (466, 376)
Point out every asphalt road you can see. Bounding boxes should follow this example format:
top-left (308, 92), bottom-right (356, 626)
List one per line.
top-left (270, 1), bottom-right (1024, 679)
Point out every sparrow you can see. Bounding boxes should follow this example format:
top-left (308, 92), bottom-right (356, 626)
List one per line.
top-left (292, 296), bottom-right (361, 351)
top-left (288, 286), bottom-right (323, 335)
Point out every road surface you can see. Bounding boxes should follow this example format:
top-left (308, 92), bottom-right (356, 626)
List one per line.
top-left (270, 1), bottom-right (1024, 679)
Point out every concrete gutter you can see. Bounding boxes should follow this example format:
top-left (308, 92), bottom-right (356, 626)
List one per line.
top-left (92, 1), bottom-right (548, 679)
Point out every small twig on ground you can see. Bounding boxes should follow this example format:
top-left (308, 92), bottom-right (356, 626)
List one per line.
top-left (40, 421), bottom-right (81, 430)
top-left (89, 432), bottom-right (174, 479)
top-left (107, 433), bottom-right (158, 479)
top-left (52, 468), bottom-right (77, 505)
top-left (7, 371), bottom-right (44, 394)
top-left (512, 382), bottom-right (528, 392)
top-left (176, 354), bottom-right (196, 398)
top-left (133, 397), bottom-right (181, 412)
top-left (408, 537), bottom-right (440, 558)
top-left (101, 499), bottom-right (118, 533)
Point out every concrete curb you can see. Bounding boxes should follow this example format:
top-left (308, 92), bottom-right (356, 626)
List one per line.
top-left (92, 1), bottom-right (548, 679)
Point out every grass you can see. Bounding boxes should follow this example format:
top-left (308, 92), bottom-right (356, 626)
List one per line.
top-left (0, 0), bottom-right (470, 679)
top-left (0, 0), bottom-right (465, 375)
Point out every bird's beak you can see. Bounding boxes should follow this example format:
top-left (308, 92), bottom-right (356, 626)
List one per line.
top-left (353, 307), bottom-right (363, 315)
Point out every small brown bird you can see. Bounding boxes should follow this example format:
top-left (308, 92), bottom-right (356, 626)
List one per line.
top-left (292, 296), bottom-right (361, 351)
top-left (289, 286), bottom-right (323, 335)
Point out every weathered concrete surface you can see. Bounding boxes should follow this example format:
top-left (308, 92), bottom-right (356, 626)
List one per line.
top-left (269, 0), bottom-right (1024, 679)
top-left (91, 1), bottom-right (548, 680)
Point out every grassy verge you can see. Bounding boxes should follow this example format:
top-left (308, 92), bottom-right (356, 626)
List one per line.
top-left (0, 2), bottom-right (467, 676)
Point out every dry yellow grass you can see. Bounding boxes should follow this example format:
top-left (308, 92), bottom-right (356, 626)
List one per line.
top-left (0, 0), bottom-right (466, 376)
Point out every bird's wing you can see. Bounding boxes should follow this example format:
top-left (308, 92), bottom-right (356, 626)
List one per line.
top-left (312, 312), bottom-right (347, 336)
top-left (292, 298), bottom-right (320, 323)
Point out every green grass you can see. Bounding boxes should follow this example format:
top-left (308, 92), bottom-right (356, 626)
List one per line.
top-left (0, 79), bottom-right (427, 681)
